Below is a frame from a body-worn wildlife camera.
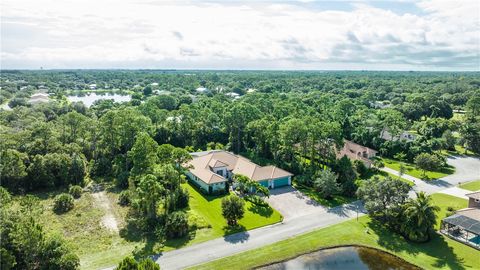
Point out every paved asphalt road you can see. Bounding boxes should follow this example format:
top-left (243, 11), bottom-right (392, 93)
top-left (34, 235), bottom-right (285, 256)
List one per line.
top-left (381, 156), bottom-right (480, 195)
top-left (156, 200), bottom-right (365, 270)
top-left (439, 186), bottom-right (473, 199)
top-left (103, 156), bottom-right (479, 270)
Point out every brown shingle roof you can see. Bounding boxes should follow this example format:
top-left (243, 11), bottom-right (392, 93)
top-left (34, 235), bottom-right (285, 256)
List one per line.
top-left (208, 159), bottom-right (229, 168)
top-left (336, 140), bottom-right (377, 164)
top-left (186, 150), bottom-right (293, 184)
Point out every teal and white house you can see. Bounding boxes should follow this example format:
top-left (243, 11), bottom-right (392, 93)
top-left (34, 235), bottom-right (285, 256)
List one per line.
top-left (185, 150), bottom-right (293, 194)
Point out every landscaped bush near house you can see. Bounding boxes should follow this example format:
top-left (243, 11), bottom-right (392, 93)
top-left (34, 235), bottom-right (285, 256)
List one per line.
top-left (354, 160), bottom-right (368, 178)
top-left (118, 190), bottom-right (132, 206)
top-left (115, 256), bottom-right (160, 270)
top-left (293, 175), bottom-right (313, 187)
top-left (165, 211), bottom-right (189, 239)
top-left (53, 193), bottom-right (75, 213)
top-left (372, 159), bottom-right (384, 169)
top-left (68, 185), bottom-right (82, 198)
top-left (221, 195), bottom-right (245, 226)
top-left (245, 194), bottom-right (269, 207)
top-left (175, 187), bottom-right (189, 209)
top-left (446, 206), bottom-right (456, 217)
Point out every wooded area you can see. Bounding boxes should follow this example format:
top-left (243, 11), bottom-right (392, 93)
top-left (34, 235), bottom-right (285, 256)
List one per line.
top-left (1, 70), bottom-right (479, 269)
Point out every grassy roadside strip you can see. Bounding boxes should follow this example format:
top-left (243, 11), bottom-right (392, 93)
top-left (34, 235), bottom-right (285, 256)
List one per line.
top-left (459, 180), bottom-right (480, 191)
top-left (381, 157), bottom-right (454, 180)
top-left (188, 194), bottom-right (477, 270)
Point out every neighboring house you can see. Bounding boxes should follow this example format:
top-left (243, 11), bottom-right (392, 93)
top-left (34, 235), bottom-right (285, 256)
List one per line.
top-left (29, 93), bottom-right (50, 104)
top-left (89, 84), bottom-right (97, 90)
top-left (441, 191), bottom-right (480, 250)
top-left (380, 129), bottom-right (417, 142)
top-left (195, 87), bottom-right (209, 93)
top-left (370, 101), bottom-right (391, 109)
top-left (336, 140), bottom-right (378, 168)
top-left (185, 150), bottom-right (293, 194)
top-left (225, 92), bottom-right (240, 99)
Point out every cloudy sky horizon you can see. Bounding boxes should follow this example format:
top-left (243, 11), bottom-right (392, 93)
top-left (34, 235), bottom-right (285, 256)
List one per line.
top-left (1, 0), bottom-right (479, 71)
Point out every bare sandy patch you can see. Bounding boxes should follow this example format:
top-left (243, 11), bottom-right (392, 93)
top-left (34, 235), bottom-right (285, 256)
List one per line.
top-left (91, 189), bottom-right (119, 233)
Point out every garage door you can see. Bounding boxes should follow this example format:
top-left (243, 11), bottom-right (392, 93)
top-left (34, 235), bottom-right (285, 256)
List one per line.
top-left (274, 177), bottom-right (290, 187)
top-left (258, 180), bottom-right (269, 188)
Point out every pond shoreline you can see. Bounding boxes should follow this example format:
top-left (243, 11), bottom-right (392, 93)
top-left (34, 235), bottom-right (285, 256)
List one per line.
top-left (254, 244), bottom-right (421, 270)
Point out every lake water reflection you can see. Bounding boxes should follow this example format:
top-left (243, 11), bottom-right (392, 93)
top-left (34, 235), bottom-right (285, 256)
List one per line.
top-left (67, 93), bottom-right (131, 107)
top-left (258, 246), bottom-right (419, 270)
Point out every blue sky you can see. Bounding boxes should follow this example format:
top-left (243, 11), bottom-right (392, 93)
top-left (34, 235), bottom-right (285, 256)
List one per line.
top-left (1, 0), bottom-right (479, 70)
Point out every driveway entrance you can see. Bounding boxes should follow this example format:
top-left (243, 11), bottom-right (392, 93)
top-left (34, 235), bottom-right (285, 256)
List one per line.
top-left (266, 186), bottom-right (327, 221)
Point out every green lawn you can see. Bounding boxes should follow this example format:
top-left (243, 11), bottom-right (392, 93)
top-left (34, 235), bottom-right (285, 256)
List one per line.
top-left (173, 183), bottom-right (283, 247)
top-left (293, 183), bottom-right (356, 207)
top-left (365, 169), bottom-right (414, 186)
top-left (439, 145), bottom-right (477, 157)
top-left (430, 193), bottom-right (468, 229)
top-left (381, 157), bottom-right (454, 180)
top-left (459, 180), bottom-right (480, 192)
top-left (189, 194), bottom-right (476, 270)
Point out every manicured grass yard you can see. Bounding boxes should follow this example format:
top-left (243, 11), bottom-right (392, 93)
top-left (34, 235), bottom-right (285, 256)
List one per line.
top-left (430, 193), bottom-right (469, 229)
top-left (173, 183), bottom-right (283, 247)
top-left (459, 180), bottom-right (480, 192)
top-left (293, 183), bottom-right (356, 207)
top-left (368, 170), bottom-right (414, 186)
top-left (189, 194), bottom-right (476, 270)
top-left (381, 157), bottom-right (454, 180)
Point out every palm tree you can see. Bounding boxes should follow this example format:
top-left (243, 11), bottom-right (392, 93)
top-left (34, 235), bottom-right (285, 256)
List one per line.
top-left (402, 192), bottom-right (440, 242)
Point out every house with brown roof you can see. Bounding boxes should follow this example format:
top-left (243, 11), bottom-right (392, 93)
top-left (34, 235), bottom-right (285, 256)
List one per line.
top-left (441, 191), bottom-right (480, 250)
top-left (185, 150), bottom-right (293, 194)
top-left (336, 140), bottom-right (378, 168)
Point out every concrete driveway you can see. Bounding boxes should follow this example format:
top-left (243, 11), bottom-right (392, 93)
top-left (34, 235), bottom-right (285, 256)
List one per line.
top-left (442, 156), bottom-right (480, 185)
top-left (266, 186), bottom-right (327, 221)
top-left (382, 155), bottom-right (480, 195)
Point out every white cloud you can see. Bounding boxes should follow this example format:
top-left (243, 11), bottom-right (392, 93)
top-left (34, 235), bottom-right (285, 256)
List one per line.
top-left (1, 0), bottom-right (478, 70)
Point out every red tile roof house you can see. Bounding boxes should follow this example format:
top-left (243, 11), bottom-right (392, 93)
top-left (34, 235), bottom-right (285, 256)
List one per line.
top-left (336, 140), bottom-right (378, 168)
top-left (184, 150), bottom-right (293, 194)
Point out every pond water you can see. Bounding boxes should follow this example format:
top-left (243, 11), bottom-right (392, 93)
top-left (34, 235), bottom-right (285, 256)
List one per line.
top-left (257, 246), bottom-right (419, 270)
top-left (67, 93), bottom-right (131, 107)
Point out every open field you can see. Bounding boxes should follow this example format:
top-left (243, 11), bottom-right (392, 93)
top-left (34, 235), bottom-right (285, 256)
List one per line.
top-left (381, 157), bottom-right (454, 180)
top-left (189, 194), bottom-right (476, 270)
top-left (21, 188), bottom-right (136, 270)
top-left (459, 180), bottom-right (480, 192)
top-left (19, 182), bottom-right (282, 269)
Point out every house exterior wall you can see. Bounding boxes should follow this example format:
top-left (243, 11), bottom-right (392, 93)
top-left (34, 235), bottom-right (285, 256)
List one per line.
top-left (186, 171), bottom-right (210, 192)
top-left (258, 180), bottom-right (269, 188)
top-left (186, 171), bottom-right (226, 194)
top-left (468, 198), bottom-right (480, 208)
top-left (211, 182), bottom-right (227, 192)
